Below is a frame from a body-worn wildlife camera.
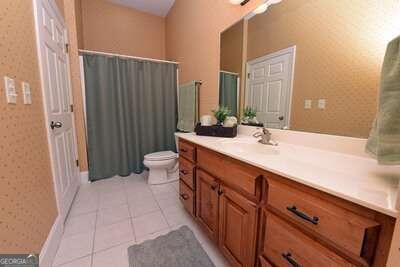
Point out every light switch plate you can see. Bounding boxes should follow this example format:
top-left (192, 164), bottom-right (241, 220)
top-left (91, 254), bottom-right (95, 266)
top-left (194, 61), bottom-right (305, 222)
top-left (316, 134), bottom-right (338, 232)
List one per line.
top-left (318, 99), bottom-right (326, 109)
top-left (4, 76), bottom-right (17, 104)
top-left (304, 99), bottom-right (312, 109)
top-left (22, 82), bottom-right (32, 105)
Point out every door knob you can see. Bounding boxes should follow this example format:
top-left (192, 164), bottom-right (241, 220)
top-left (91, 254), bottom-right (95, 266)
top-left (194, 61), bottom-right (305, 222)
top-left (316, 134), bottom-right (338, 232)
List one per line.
top-left (50, 121), bottom-right (62, 130)
top-left (278, 116), bottom-right (284, 121)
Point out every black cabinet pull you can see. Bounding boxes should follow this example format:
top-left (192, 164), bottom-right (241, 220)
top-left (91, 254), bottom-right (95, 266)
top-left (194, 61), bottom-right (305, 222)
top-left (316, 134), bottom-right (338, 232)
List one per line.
top-left (210, 184), bottom-right (218, 191)
top-left (287, 206), bottom-right (319, 225)
top-left (282, 253), bottom-right (302, 267)
top-left (180, 193), bottom-right (189, 200)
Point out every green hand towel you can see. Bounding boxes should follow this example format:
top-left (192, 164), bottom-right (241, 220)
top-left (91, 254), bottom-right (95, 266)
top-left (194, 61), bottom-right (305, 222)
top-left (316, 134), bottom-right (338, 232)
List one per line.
top-left (366, 35), bottom-right (400, 165)
top-left (177, 81), bottom-right (198, 132)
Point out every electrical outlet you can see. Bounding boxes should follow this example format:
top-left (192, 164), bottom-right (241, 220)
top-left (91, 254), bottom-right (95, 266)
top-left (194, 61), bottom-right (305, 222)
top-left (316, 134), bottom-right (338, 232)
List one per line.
top-left (22, 82), bottom-right (32, 105)
top-left (318, 99), bottom-right (326, 109)
top-left (304, 99), bottom-right (312, 109)
top-left (4, 76), bottom-right (17, 104)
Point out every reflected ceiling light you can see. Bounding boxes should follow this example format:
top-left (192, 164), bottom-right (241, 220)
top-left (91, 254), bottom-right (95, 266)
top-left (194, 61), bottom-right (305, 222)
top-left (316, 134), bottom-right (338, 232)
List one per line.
top-left (253, 0), bottom-right (282, 14)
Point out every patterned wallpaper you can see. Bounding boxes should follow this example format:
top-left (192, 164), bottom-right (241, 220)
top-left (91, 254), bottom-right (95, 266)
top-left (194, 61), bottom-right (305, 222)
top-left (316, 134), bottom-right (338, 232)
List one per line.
top-left (166, 0), bottom-right (266, 116)
top-left (247, 0), bottom-right (400, 138)
top-left (0, 0), bottom-right (57, 253)
top-left (81, 0), bottom-right (166, 59)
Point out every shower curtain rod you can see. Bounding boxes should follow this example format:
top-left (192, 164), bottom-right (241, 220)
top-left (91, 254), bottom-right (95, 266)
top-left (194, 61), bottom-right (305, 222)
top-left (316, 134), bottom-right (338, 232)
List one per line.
top-left (220, 70), bottom-right (239, 76)
top-left (78, 49), bottom-right (180, 65)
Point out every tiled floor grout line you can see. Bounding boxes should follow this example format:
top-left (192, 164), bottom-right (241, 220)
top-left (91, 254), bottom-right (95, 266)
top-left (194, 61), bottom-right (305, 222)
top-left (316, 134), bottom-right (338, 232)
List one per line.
top-left (149, 183), bottom-right (174, 229)
top-left (122, 178), bottom-right (138, 243)
top-left (89, 200), bottom-right (99, 267)
top-left (55, 254), bottom-right (92, 267)
top-left (55, 175), bottom-right (222, 267)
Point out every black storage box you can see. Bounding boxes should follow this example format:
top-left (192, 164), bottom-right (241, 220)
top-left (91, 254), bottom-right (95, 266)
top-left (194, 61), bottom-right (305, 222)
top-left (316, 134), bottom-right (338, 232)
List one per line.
top-left (194, 123), bottom-right (237, 138)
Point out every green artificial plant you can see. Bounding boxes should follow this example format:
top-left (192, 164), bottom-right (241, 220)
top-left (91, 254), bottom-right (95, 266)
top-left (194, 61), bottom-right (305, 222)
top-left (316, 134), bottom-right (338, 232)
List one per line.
top-left (212, 106), bottom-right (231, 125)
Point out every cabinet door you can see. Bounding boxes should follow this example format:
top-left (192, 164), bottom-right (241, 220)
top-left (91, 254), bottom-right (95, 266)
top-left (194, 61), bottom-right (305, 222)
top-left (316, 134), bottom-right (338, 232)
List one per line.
top-left (196, 169), bottom-right (219, 242)
top-left (219, 185), bottom-right (258, 267)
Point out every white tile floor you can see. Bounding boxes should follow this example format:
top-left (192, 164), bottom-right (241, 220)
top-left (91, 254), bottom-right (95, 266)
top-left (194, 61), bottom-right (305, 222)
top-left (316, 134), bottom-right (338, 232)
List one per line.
top-left (53, 173), bottom-right (229, 267)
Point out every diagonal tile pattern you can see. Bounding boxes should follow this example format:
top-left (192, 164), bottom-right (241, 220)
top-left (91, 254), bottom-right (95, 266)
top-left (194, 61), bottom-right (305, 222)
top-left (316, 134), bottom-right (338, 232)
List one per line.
top-left (53, 172), bottom-right (229, 267)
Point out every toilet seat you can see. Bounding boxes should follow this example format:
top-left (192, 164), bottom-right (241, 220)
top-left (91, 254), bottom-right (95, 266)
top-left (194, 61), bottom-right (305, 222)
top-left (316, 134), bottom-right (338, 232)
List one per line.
top-left (144, 151), bottom-right (177, 161)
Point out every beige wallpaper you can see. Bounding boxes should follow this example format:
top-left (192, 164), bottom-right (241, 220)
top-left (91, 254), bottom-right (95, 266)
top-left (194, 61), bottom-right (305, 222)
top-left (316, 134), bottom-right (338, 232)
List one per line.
top-left (166, 0), bottom-right (265, 115)
top-left (0, 0), bottom-right (57, 253)
top-left (220, 20), bottom-right (244, 75)
top-left (81, 0), bottom-right (166, 59)
top-left (247, 0), bottom-right (400, 137)
top-left (74, 0), bottom-right (84, 49)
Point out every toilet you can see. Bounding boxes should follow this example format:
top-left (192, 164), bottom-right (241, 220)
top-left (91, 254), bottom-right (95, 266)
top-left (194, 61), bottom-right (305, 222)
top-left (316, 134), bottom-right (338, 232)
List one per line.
top-left (143, 151), bottom-right (179, 185)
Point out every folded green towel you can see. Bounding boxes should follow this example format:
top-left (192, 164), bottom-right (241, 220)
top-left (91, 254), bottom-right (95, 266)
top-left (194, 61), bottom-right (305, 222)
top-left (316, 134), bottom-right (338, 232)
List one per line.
top-left (366, 35), bottom-right (400, 165)
top-left (177, 81), bottom-right (198, 132)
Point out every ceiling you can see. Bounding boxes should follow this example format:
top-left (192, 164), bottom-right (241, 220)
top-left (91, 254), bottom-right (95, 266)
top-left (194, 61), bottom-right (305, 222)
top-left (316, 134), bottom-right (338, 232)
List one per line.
top-left (108, 0), bottom-right (176, 17)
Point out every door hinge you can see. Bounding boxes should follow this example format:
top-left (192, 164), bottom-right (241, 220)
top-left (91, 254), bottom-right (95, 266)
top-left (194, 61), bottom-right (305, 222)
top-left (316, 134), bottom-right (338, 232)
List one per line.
top-left (247, 73), bottom-right (250, 79)
top-left (65, 43), bottom-right (69, 53)
top-left (70, 104), bottom-right (74, 112)
top-left (76, 160), bottom-right (79, 167)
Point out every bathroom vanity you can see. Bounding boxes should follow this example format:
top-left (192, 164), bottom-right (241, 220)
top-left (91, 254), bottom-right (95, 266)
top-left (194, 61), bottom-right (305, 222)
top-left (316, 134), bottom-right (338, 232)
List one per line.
top-left (175, 131), bottom-right (398, 267)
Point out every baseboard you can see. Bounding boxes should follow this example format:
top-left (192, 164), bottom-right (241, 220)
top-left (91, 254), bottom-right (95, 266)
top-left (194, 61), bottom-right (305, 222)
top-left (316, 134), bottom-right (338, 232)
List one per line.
top-left (80, 171), bottom-right (89, 184)
top-left (39, 216), bottom-right (63, 267)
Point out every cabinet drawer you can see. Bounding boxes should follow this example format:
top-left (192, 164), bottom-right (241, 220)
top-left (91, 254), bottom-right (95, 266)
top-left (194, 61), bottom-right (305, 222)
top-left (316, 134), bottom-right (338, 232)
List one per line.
top-left (266, 178), bottom-right (380, 259)
top-left (179, 180), bottom-right (195, 217)
top-left (263, 212), bottom-right (355, 267)
top-left (197, 146), bottom-right (262, 200)
top-left (179, 157), bottom-right (195, 189)
top-left (178, 139), bottom-right (196, 162)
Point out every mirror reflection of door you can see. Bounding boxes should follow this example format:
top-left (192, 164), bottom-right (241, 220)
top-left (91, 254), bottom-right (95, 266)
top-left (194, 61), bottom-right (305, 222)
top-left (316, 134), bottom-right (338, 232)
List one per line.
top-left (246, 46), bottom-right (295, 129)
top-left (219, 71), bottom-right (240, 117)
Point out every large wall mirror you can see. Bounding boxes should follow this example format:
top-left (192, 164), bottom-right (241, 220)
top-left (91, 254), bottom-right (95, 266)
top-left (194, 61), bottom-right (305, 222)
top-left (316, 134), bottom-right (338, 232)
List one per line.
top-left (219, 0), bottom-right (399, 138)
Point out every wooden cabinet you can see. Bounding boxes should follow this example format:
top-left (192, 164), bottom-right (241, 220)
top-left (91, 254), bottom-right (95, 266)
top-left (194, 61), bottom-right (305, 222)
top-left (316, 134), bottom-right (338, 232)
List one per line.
top-left (219, 185), bottom-right (258, 267)
top-left (260, 211), bottom-right (355, 267)
top-left (196, 170), bottom-right (259, 267)
top-left (178, 141), bottom-right (196, 217)
top-left (196, 169), bottom-right (220, 242)
top-left (267, 177), bottom-right (380, 262)
top-left (179, 180), bottom-right (195, 216)
top-left (177, 138), bottom-right (395, 267)
top-left (179, 156), bottom-right (195, 189)
top-left (197, 146), bottom-right (262, 201)
top-left (178, 139), bottom-right (196, 162)
top-left (258, 256), bottom-right (272, 267)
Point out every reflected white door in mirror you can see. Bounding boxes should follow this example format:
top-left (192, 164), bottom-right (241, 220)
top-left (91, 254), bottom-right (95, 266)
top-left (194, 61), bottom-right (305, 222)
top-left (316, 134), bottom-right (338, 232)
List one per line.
top-left (246, 46), bottom-right (295, 129)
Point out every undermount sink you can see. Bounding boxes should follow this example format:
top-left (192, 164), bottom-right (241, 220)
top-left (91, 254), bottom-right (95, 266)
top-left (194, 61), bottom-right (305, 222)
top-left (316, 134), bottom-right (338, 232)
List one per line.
top-left (217, 139), bottom-right (279, 155)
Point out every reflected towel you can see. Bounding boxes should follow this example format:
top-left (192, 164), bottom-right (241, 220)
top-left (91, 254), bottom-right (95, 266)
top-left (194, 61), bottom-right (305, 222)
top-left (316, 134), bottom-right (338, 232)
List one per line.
top-left (177, 81), bottom-right (198, 132)
top-left (366, 35), bottom-right (400, 165)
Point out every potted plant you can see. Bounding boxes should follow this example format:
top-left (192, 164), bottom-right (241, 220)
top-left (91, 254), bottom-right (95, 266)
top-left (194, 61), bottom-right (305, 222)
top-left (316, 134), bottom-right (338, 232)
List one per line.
top-left (212, 106), bottom-right (231, 126)
top-left (242, 106), bottom-right (258, 124)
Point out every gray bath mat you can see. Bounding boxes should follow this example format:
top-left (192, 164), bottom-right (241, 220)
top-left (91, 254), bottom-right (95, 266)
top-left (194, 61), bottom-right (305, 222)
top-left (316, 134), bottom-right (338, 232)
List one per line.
top-left (127, 226), bottom-right (215, 267)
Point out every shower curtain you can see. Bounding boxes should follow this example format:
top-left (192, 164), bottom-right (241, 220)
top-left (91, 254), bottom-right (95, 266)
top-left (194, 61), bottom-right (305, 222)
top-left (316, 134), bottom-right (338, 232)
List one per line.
top-left (83, 54), bottom-right (178, 181)
top-left (219, 71), bottom-right (238, 116)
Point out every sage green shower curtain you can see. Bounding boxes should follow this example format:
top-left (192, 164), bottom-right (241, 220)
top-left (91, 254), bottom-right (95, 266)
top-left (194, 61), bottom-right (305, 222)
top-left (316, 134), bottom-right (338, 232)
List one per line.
top-left (219, 72), bottom-right (238, 116)
top-left (83, 54), bottom-right (178, 181)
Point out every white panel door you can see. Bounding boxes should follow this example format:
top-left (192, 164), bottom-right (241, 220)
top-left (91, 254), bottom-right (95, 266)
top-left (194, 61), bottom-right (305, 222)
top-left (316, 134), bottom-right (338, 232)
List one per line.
top-left (33, 0), bottom-right (79, 223)
top-left (246, 47), bottom-right (295, 129)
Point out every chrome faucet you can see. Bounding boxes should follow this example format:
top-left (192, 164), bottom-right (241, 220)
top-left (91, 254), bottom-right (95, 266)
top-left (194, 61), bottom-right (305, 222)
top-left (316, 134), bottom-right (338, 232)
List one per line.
top-left (253, 127), bottom-right (278, 146)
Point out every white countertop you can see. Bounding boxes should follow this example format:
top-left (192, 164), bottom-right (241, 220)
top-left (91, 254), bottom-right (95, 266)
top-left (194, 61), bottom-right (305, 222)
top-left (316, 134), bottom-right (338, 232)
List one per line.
top-left (175, 132), bottom-right (400, 217)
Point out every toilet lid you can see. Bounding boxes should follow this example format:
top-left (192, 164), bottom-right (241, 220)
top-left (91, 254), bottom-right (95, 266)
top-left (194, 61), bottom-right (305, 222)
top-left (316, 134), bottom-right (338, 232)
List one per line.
top-left (144, 151), bottom-right (177, 161)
